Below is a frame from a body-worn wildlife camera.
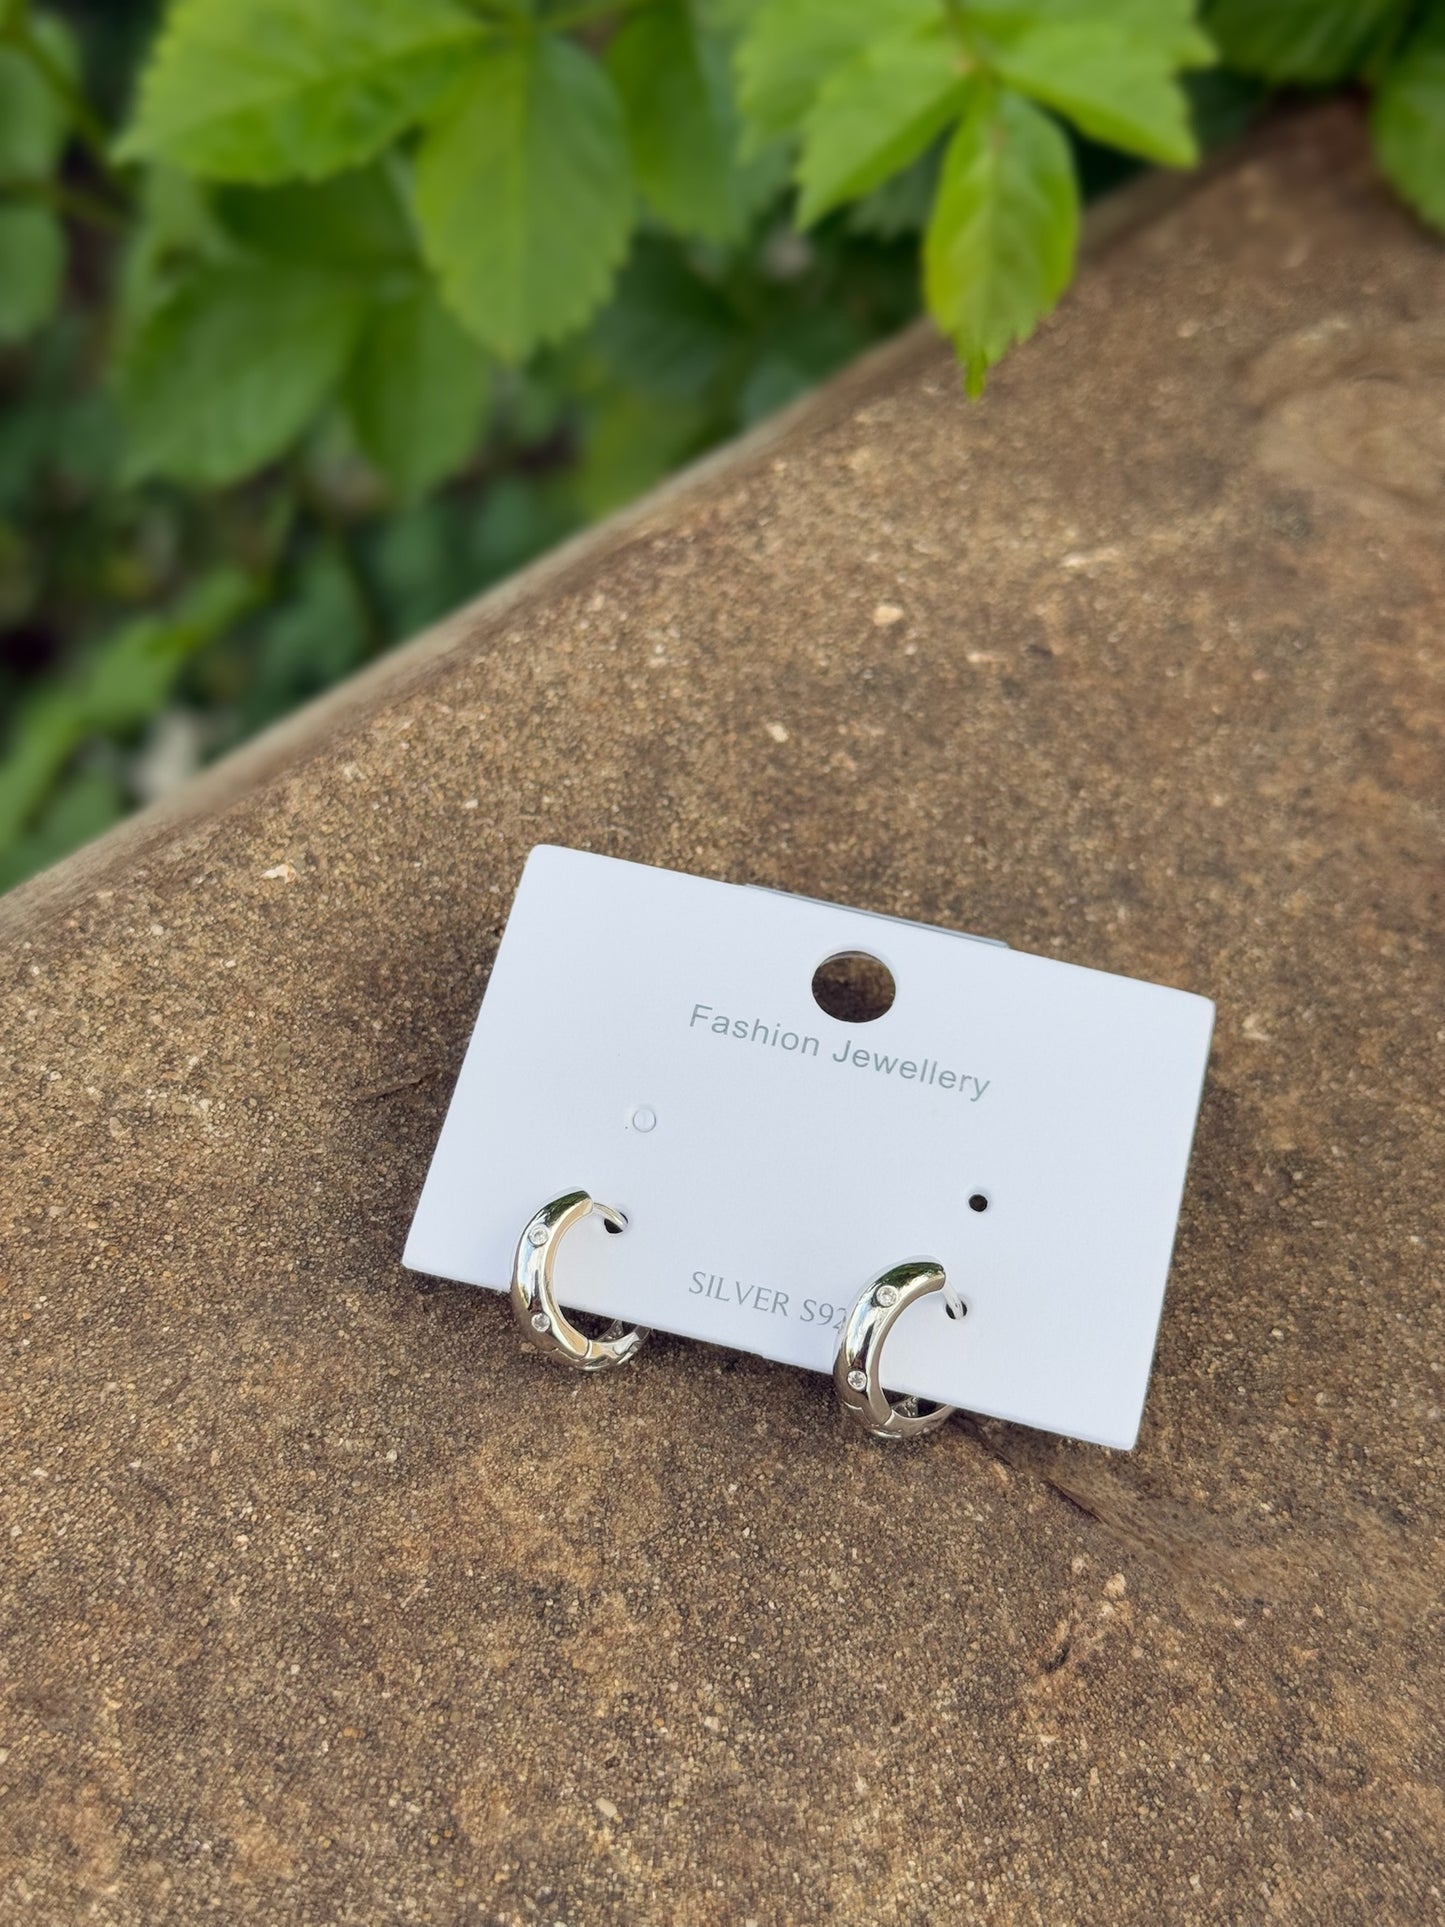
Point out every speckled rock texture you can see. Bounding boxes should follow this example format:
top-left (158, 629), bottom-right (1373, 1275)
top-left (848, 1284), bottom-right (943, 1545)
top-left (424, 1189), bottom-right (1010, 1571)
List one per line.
top-left (2, 107), bottom-right (1442, 1925)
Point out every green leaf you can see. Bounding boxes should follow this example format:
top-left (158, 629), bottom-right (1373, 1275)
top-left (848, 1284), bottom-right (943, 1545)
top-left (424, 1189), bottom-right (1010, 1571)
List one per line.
top-left (237, 549), bottom-right (369, 731)
top-left (0, 569), bottom-right (257, 851)
top-left (981, 18), bottom-right (1201, 166)
top-left (85, 570), bottom-right (259, 725)
top-left (924, 84), bottom-right (1078, 398)
top-left (0, 769), bottom-right (128, 895)
top-left (1373, 7), bottom-right (1445, 230)
top-left (0, 12), bottom-right (78, 174)
top-left (119, 262), bottom-right (364, 484)
top-left (0, 685), bottom-right (80, 849)
top-left (594, 239), bottom-right (741, 402)
top-left (737, 305), bottom-right (866, 422)
top-left (115, 165), bottom-right (228, 350)
top-left (1206, 0), bottom-right (1407, 83)
top-left (846, 146), bottom-right (941, 238)
top-left (367, 501), bottom-right (471, 641)
top-left (117, 0), bottom-right (483, 183)
top-left (976, 0), bottom-right (1213, 66)
top-left (797, 23), bottom-right (967, 226)
top-left (0, 206), bottom-right (64, 343)
top-left (573, 385), bottom-right (708, 519)
top-left (213, 164), bottom-right (416, 270)
top-left (346, 283), bottom-right (491, 498)
top-left (467, 474), bottom-right (578, 589)
top-left (415, 37), bottom-right (633, 361)
top-left (735, 0), bottom-right (934, 146)
top-left (608, 0), bottom-right (743, 241)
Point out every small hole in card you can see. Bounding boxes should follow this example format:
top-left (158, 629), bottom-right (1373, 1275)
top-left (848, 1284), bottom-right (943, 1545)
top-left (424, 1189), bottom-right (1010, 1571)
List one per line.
top-left (968, 1192), bottom-right (990, 1213)
top-left (811, 951), bottom-right (896, 1023)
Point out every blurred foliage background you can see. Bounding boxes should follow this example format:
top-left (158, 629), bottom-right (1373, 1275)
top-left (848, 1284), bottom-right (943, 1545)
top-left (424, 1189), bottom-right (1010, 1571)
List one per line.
top-left (1, 0), bottom-right (1441, 892)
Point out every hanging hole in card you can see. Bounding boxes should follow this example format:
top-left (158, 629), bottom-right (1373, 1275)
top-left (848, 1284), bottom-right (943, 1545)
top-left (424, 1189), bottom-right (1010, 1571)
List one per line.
top-left (810, 950), bottom-right (896, 1023)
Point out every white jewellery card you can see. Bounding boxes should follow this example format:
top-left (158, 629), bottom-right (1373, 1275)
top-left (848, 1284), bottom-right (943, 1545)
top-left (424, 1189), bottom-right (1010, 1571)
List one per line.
top-left (405, 846), bottom-right (1214, 1449)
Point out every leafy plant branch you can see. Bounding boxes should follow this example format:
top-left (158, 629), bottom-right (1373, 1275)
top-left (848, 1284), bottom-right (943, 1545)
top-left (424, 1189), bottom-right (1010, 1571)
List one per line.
top-left (0, 0), bottom-right (1442, 888)
top-left (0, 0), bottom-right (1431, 497)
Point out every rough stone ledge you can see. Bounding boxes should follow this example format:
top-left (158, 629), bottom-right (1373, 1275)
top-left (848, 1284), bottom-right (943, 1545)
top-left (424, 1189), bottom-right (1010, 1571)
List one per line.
top-left (2, 105), bottom-right (1442, 1925)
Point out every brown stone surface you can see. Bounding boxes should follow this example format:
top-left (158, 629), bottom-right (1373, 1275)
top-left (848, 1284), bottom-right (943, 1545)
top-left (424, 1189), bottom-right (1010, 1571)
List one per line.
top-left (2, 106), bottom-right (1443, 1924)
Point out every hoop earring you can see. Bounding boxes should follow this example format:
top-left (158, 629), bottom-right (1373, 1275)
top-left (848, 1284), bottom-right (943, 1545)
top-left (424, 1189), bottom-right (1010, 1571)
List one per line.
top-left (510, 1191), bottom-right (649, 1372)
top-left (834, 1260), bottom-right (956, 1439)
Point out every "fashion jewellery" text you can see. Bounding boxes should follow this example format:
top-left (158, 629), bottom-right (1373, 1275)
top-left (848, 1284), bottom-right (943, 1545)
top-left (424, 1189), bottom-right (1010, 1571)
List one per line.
top-left (687, 1003), bottom-right (991, 1101)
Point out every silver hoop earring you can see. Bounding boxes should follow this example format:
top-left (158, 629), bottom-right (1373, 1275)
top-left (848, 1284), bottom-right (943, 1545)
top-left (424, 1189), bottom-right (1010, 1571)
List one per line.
top-left (510, 1191), bottom-right (649, 1372)
top-left (834, 1260), bottom-right (956, 1439)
